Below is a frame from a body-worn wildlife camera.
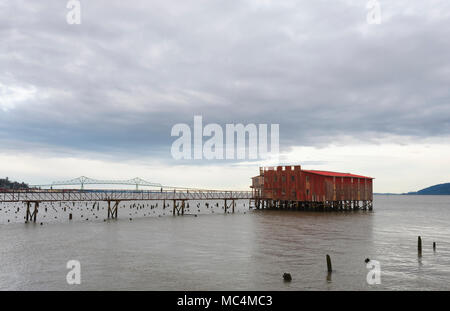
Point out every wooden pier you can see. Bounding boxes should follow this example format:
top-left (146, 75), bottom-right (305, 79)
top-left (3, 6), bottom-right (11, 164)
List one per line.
top-left (1, 165), bottom-right (375, 224)
top-left (0, 189), bottom-right (252, 222)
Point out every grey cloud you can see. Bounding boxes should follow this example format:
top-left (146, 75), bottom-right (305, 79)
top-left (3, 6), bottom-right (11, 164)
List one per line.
top-left (1, 0), bottom-right (450, 161)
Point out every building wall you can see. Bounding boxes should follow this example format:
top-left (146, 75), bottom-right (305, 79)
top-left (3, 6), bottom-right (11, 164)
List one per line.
top-left (259, 165), bottom-right (373, 202)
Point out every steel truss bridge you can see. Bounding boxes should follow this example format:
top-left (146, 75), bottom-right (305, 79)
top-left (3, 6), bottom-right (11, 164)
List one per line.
top-left (32, 176), bottom-right (165, 190)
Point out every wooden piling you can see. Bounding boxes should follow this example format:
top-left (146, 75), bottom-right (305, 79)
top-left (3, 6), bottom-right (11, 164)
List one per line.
top-left (326, 254), bottom-right (332, 272)
top-left (25, 202), bottom-right (30, 222)
top-left (283, 273), bottom-right (292, 282)
top-left (418, 236), bottom-right (422, 255)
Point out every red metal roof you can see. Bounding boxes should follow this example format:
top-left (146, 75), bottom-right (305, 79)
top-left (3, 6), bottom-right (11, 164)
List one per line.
top-left (302, 170), bottom-right (374, 179)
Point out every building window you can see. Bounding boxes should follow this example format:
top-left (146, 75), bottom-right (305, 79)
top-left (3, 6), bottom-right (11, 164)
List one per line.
top-left (306, 189), bottom-right (310, 196)
top-left (291, 175), bottom-right (295, 181)
top-left (274, 176), bottom-right (277, 182)
top-left (306, 176), bottom-right (309, 182)
top-left (281, 175), bottom-right (286, 182)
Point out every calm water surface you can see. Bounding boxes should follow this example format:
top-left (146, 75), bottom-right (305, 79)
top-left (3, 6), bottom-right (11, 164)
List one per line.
top-left (0, 195), bottom-right (449, 290)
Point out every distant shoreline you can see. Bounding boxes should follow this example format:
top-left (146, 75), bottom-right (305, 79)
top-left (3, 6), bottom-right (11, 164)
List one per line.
top-left (376, 182), bottom-right (450, 196)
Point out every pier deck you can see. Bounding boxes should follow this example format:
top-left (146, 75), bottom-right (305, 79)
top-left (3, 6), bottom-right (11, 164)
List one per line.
top-left (0, 189), bottom-right (252, 202)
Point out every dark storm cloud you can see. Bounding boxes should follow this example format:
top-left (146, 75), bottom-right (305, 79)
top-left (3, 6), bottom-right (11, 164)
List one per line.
top-left (1, 0), bottom-right (450, 160)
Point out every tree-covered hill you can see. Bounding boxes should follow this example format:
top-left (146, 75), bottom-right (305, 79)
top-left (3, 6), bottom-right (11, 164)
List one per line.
top-left (0, 177), bottom-right (29, 190)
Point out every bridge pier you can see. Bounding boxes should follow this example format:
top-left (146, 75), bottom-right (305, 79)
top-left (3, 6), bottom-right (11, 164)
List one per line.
top-left (107, 200), bottom-right (119, 219)
top-left (224, 199), bottom-right (236, 214)
top-left (172, 199), bottom-right (186, 216)
top-left (25, 201), bottom-right (39, 223)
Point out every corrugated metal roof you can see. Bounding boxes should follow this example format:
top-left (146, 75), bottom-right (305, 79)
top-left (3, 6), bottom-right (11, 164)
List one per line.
top-left (303, 170), bottom-right (374, 179)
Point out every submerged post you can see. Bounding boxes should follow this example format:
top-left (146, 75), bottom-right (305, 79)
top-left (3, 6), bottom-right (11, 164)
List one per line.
top-left (326, 254), bottom-right (332, 273)
top-left (418, 236), bottom-right (422, 256)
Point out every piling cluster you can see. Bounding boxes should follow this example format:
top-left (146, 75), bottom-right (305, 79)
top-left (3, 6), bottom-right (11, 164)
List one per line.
top-left (283, 239), bottom-right (439, 284)
top-left (0, 199), bottom-right (249, 225)
top-left (253, 199), bottom-right (373, 212)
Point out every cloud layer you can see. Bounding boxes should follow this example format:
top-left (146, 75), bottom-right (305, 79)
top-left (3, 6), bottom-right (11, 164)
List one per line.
top-left (1, 0), bottom-right (450, 188)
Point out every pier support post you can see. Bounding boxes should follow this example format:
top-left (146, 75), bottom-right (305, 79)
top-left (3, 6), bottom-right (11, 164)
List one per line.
top-left (172, 200), bottom-right (184, 216)
top-left (107, 200), bottom-right (119, 219)
top-left (25, 201), bottom-right (30, 222)
top-left (25, 201), bottom-right (39, 223)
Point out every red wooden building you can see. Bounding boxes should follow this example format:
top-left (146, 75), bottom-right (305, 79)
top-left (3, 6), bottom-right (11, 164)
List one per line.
top-left (251, 165), bottom-right (373, 210)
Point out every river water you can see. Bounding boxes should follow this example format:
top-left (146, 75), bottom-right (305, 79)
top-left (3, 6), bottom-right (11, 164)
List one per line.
top-left (0, 195), bottom-right (449, 290)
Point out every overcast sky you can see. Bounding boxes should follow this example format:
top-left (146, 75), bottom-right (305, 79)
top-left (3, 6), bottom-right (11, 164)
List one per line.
top-left (1, 0), bottom-right (450, 192)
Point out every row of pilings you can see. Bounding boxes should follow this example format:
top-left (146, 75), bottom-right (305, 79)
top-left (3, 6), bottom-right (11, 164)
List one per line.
top-left (253, 199), bottom-right (373, 212)
top-left (10, 199), bottom-right (240, 224)
top-left (3, 197), bottom-right (371, 225)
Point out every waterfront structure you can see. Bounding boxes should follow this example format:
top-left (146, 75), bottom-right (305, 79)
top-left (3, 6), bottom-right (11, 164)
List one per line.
top-left (0, 167), bottom-right (374, 224)
top-left (251, 165), bottom-right (373, 211)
